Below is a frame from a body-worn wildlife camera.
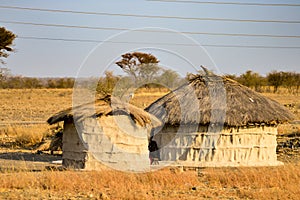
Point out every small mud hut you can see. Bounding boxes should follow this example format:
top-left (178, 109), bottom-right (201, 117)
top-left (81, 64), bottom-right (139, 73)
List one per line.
top-left (146, 70), bottom-right (295, 167)
top-left (47, 96), bottom-right (161, 172)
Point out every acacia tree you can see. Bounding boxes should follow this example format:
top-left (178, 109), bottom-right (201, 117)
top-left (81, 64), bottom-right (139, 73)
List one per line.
top-left (159, 69), bottom-right (181, 88)
top-left (237, 70), bottom-right (265, 91)
top-left (267, 71), bottom-right (284, 93)
top-left (0, 27), bottom-right (16, 64)
top-left (97, 71), bottom-right (120, 95)
top-left (282, 72), bottom-right (295, 93)
top-left (115, 52), bottom-right (161, 82)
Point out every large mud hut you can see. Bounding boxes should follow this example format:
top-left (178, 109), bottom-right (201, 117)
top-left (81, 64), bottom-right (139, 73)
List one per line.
top-left (47, 96), bottom-right (161, 172)
top-left (146, 69), bottom-right (295, 167)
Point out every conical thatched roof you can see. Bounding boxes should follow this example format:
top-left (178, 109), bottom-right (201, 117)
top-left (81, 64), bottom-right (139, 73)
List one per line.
top-left (47, 95), bottom-right (161, 127)
top-left (146, 72), bottom-right (295, 127)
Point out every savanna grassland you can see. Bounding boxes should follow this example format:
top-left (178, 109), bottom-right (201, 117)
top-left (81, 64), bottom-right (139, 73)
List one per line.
top-left (0, 89), bottom-right (73, 122)
top-left (0, 88), bottom-right (299, 200)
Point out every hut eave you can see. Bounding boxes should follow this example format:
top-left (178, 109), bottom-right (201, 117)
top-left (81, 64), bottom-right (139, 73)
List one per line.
top-left (47, 96), bottom-right (161, 128)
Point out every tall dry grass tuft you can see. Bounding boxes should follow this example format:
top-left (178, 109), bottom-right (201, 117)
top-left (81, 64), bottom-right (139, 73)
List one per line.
top-left (1, 164), bottom-right (300, 199)
top-left (0, 169), bottom-right (201, 199)
top-left (202, 164), bottom-right (300, 199)
top-left (0, 124), bottom-right (50, 148)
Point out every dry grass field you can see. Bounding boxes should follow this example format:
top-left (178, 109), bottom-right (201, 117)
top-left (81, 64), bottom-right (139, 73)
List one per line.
top-left (263, 93), bottom-right (300, 119)
top-left (0, 88), bottom-right (299, 199)
top-left (0, 165), bottom-right (300, 200)
top-left (0, 89), bottom-right (72, 122)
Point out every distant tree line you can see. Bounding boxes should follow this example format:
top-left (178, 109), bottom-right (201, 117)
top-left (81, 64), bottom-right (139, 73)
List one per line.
top-left (225, 70), bottom-right (300, 93)
top-left (0, 68), bottom-right (75, 89)
top-left (1, 67), bottom-right (299, 94)
top-left (95, 69), bottom-right (183, 96)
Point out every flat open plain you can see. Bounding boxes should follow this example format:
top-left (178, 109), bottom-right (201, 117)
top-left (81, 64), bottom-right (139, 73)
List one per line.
top-left (0, 88), bottom-right (299, 199)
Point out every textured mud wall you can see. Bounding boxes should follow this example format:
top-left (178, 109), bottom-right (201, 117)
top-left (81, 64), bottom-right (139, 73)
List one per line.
top-left (62, 120), bottom-right (88, 169)
top-left (62, 116), bottom-right (150, 171)
top-left (153, 125), bottom-right (281, 167)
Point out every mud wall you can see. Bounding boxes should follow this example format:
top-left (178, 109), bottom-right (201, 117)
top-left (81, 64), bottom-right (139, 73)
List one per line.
top-left (62, 116), bottom-right (150, 171)
top-left (153, 125), bottom-right (281, 167)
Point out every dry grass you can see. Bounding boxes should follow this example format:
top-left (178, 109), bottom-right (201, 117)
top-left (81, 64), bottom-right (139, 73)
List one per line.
top-left (129, 87), bottom-right (170, 108)
top-left (0, 164), bottom-right (300, 199)
top-left (0, 124), bottom-right (51, 148)
top-left (0, 169), bottom-right (199, 199)
top-left (202, 163), bottom-right (300, 199)
top-left (264, 93), bottom-right (300, 119)
top-left (0, 89), bottom-right (72, 122)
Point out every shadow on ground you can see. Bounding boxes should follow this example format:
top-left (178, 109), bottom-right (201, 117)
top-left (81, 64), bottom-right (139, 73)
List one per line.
top-left (0, 151), bottom-right (62, 172)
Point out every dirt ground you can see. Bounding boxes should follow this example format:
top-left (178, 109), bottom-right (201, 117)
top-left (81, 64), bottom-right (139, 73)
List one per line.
top-left (0, 150), bottom-right (62, 172)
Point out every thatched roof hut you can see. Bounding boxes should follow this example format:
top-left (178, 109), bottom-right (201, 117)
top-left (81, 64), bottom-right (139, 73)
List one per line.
top-left (147, 73), bottom-right (294, 126)
top-left (47, 95), bottom-right (161, 172)
top-left (47, 95), bottom-right (159, 127)
top-left (146, 70), bottom-right (295, 167)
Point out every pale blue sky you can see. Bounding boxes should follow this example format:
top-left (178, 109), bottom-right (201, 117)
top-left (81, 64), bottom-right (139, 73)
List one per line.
top-left (0, 0), bottom-right (299, 77)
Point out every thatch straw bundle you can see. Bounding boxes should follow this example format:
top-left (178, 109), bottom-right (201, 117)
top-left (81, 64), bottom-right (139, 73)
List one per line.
top-left (47, 95), bottom-right (161, 128)
top-left (146, 72), bottom-right (295, 127)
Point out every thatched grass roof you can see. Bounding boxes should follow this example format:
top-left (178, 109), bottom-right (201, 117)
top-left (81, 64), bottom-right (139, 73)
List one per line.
top-left (47, 95), bottom-right (161, 127)
top-left (146, 72), bottom-right (295, 127)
